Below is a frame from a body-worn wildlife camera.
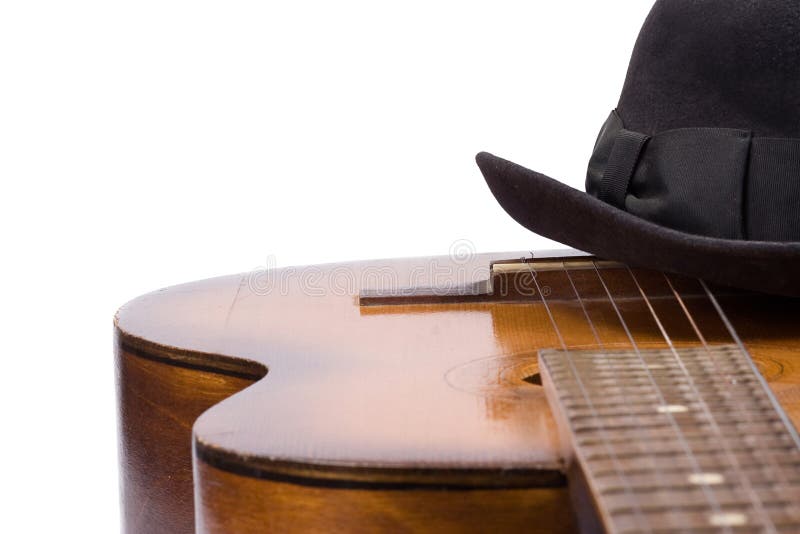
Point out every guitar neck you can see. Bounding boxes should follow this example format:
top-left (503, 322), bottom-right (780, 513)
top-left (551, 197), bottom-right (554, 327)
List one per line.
top-left (541, 344), bottom-right (800, 533)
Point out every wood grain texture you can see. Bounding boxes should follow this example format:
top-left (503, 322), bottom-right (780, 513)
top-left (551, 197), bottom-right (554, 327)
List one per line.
top-left (114, 251), bottom-right (800, 533)
top-left (116, 344), bottom-right (256, 534)
top-left (541, 345), bottom-right (800, 532)
top-left (195, 460), bottom-right (575, 533)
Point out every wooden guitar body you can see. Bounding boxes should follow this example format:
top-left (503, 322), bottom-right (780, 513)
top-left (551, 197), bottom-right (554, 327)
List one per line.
top-left (115, 250), bottom-right (800, 533)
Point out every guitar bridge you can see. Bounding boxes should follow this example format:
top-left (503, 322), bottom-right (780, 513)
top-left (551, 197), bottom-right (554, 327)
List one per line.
top-left (358, 250), bottom-right (619, 306)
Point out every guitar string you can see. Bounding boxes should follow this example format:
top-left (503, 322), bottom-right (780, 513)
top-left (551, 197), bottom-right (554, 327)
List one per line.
top-left (698, 279), bottom-right (800, 523)
top-left (604, 266), bottom-right (794, 530)
top-left (589, 262), bottom-right (725, 530)
top-left (524, 260), bottom-right (652, 533)
top-left (699, 279), bottom-right (800, 450)
top-left (561, 263), bottom-right (677, 527)
top-left (530, 258), bottom-right (786, 530)
top-left (665, 274), bottom-right (797, 523)
top-left (625, 267), bottom-right (776, 534)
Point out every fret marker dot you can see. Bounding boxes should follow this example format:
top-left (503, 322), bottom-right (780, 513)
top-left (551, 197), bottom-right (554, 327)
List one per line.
top-left (688, 473), bottom-right (724, 485)
top-left (657, 404), bottom-right (688, 414)
top-left (709, 512), bottom-right (747, 527)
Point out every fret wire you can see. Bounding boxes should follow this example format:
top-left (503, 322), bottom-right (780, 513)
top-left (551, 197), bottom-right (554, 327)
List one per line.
top-left (665, 275), bottom-right (799, 503)
top-left (526, 260), bottom-right (652, 533)
top-left (626, 267), bottom-right (776, 534)
top-left (698, 279), bottom-right (800, 531)
top-left (562, 261), bottom-right (678, 527)
top-left (699, 280), bottom-right (800, 450)
top-left (662, 276), bottom-right (745, 400)
top-left (590, 262), bottom-right (725, 529)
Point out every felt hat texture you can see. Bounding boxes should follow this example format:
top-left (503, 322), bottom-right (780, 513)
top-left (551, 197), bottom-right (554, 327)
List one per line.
top-left (477, 0), bottom-right (800, 296)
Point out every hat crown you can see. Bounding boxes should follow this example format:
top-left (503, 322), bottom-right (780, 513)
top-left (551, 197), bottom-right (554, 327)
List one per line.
top-left (475, 1), bottom-right (800, 298)
top-left (618, 0), bottom-right (800, 138)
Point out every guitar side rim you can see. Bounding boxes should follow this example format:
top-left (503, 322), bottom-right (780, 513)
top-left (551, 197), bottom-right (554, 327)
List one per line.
top-left (116, 328), bottom-right (576, 534)
top-left (115, 249), bottom-right (800, 533)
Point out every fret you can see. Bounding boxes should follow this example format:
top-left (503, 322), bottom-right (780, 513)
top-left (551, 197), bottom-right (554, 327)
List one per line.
top-left (582, 440), bottom-right (796, 460)
top-left (564, 394), bottom-right (773, 412)
top-left (585, 446), bottom-right (799, 464)
top-left (566, 397), bottom-right (776, 414)
top-left (601, 485), bottom-right (800, 504)
top-left (580, 435), bottom-right (795, 453)
top-left (611, 508), bottom-right (800, 534)
top-left (586, 451), bottom-right (800, 477)
top-left (607, 500), bottom-right (800, 519)
top-left (600, 480), bottom-right (800, 496)
top-left (541, 345), bottom-right (800, 533)
top-left (570, 415), bottom-right (785, 435)
top-left (595, 471), bottom-right (800, 495)
top-left (558, 379), bottom-right (762, 391)
top-left (567, 400), bottom-right (776, 419)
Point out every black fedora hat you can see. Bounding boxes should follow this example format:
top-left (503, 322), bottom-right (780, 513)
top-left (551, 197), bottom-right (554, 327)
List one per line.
top-left (477, 0), bottom-right (800, 297)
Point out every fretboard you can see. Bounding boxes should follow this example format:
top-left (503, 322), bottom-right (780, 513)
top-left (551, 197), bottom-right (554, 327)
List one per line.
top-left (541, 345), bottom-right (800, 533)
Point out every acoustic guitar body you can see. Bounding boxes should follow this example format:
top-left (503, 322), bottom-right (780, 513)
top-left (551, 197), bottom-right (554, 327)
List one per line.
top-left (115, 250), bottom-right (800, 533)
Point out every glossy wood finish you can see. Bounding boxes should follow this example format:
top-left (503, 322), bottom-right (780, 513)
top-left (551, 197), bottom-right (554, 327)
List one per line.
top-left (195, 461), bottom-right (574, 533)
top-left (116, 345), bottom-right (256, 534)
top-left (115, 251), bottom-right (800, 533)
top-left (541, 345), bottom-right (800, 532)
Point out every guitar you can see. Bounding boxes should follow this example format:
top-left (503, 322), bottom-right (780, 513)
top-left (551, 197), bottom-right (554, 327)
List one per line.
top-left (115, 250), bottom-right (800, 533)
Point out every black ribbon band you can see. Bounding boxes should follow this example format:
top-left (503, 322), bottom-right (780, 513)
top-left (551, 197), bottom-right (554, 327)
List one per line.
top-left (586, 110), bottom-right (800, 241)
top-left (597, 129), bottom-right (650, 209)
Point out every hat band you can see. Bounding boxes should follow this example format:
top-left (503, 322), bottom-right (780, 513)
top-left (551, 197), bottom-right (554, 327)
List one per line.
top-left (586, 111), bottom-right (800, 242)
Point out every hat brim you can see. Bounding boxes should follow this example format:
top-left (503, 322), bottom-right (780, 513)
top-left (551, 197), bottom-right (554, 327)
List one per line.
top-left (476, 152), bottom-right (800, 297)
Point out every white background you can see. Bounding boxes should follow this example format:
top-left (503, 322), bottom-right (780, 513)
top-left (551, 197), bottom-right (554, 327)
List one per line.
top-left (0, 1), bottom-right (653, 531)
